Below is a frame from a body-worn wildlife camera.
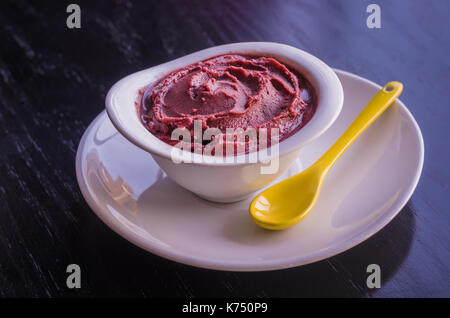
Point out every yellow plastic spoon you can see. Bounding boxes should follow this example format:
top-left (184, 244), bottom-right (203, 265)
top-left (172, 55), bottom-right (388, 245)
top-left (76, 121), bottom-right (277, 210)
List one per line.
top-left (249, 81), bottom-right (403, 230)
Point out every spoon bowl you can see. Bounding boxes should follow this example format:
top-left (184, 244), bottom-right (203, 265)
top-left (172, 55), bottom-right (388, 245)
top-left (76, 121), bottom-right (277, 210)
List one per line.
top-left (252, 163), bottom-right (325, 229)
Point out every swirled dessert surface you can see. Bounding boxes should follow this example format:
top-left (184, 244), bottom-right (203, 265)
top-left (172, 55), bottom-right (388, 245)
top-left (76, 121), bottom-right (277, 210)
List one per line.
top-left (139, 54), bottom-right (317, 153)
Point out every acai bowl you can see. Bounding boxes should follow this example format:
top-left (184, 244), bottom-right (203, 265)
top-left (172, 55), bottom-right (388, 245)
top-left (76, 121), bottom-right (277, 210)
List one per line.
top-left (106, 42), bottom-right (343, 202)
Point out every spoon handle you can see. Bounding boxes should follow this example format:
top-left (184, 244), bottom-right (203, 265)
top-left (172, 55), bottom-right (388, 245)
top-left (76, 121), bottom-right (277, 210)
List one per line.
top-left (317, 81), bottom-right (403, 171)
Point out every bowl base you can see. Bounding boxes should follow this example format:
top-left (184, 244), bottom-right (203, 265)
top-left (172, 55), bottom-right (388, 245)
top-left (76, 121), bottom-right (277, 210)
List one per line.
top-left (189, 157), bottom-right (304, 203)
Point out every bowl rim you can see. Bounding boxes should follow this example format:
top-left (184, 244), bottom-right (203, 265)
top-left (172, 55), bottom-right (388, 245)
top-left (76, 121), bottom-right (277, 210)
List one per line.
top-left (106, 42), bottom-right (344, 166)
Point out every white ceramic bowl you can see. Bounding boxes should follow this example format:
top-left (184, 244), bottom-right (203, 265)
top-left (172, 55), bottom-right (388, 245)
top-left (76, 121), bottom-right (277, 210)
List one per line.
top-left (106, 42), bottom-right (343, 202)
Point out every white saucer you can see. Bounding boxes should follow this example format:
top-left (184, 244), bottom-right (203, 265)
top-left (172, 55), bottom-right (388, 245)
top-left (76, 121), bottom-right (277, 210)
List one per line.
top-left (76, 70), bottom-right (424, 271)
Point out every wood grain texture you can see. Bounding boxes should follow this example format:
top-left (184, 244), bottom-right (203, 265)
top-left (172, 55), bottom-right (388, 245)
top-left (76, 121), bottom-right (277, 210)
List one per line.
top-left (0, 0), bottom-right (448, 297)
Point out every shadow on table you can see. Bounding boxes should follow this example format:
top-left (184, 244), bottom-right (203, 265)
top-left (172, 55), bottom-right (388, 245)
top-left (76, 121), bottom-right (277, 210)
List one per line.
top-left (174, 202), bottom-right (415, 297)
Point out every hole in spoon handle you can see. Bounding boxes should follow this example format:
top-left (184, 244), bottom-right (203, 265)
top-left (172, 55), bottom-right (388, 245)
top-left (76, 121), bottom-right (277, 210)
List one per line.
top-left (383, 81), bottom-right (403, 94)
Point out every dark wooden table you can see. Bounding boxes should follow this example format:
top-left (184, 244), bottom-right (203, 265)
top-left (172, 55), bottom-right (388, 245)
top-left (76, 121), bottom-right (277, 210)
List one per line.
top-left (0, 0), bottom-right (448, 298)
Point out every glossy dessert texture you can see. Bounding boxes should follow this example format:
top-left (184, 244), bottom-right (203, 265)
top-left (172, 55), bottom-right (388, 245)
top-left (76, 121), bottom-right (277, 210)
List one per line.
top-left (139, 54), bottom-right (317, 153)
